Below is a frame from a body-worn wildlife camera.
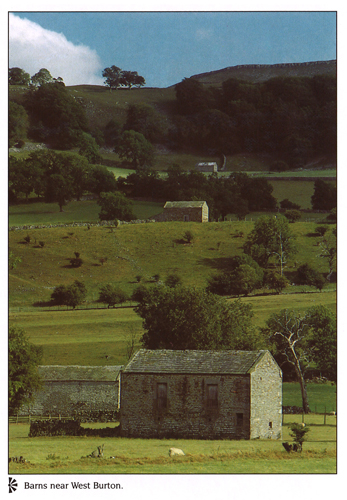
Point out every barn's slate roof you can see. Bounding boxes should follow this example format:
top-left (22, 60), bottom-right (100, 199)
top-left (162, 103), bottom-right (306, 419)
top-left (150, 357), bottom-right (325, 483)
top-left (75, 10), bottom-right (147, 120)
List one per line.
top-left (164, 201), bottom-right (207, 209)
top-left (38, 365), bottom-right (123, 381)
top-left (122, 350), bottom-right (267, 375)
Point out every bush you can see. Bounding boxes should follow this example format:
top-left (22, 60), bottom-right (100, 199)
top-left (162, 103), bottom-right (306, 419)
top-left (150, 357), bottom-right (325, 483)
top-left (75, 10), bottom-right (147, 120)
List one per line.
top-left (183, 230), bottom-right (194, 243)
top-left (38, 241), bottom-right (45, 248)
top-left (296, 263), bottom-right (325, 291)
top-left (315, 225), bottom-right (329, 237)
top-left (70, 257), bottom-right (83, 268)
top-left (264, 271), bottom-right (289, 294)
top-left (24, 235), bottom-right (31, 244)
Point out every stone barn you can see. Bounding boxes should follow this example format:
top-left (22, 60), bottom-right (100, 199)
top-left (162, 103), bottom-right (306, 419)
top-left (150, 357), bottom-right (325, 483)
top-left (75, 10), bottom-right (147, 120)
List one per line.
top-left (119, 349), bottom-right (282, 439)
top-left (195, 162), bottom-right (218, 173)
top-left (19, 365), bottom-right (122, 420)
top-left (156, 201), bottom-right (209, 222)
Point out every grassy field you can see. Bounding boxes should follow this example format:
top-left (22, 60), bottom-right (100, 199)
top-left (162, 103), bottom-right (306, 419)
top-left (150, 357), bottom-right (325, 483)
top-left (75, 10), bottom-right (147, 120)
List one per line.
top-left (9, 291), bottom-right (336, 366)
top-left (9, 220), bottom-right (336, 306)
top-left (8, 412), bottom-right (336, 474)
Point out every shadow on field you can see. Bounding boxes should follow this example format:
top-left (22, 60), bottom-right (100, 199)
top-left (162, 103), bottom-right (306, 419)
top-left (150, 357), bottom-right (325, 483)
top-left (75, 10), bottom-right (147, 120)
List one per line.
top-left (198, 257), bottom-right (235, 271)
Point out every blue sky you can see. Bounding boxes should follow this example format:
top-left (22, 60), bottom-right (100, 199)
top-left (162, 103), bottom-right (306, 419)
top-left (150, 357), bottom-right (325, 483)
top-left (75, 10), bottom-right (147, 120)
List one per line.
top-left (9, 11), bottom-right (337, 87)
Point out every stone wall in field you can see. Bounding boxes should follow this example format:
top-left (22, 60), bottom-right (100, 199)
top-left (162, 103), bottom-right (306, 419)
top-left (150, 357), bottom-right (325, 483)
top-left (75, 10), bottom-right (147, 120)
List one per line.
top-left (9, 220), bottom-right (156, 232)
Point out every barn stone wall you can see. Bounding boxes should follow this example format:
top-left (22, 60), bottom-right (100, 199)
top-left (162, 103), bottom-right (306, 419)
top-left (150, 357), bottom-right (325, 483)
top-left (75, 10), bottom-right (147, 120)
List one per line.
top-left (250, 351), bottom-right (282, 439)
top-left (20, 380), bottom-right (120, 420)
top-left (120, 372), bottom-right (251, 439)
top-left (154, 206), bottom-right (208, 223)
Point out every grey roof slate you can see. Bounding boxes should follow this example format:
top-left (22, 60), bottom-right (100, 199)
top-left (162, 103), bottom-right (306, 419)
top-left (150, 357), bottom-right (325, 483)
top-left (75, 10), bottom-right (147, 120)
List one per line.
top-left (38, 365), bottom-right (123, 381)
top-left (164, 201), bottom-right (207, 209)
top-left (122, 349), bottom-right (267, 375)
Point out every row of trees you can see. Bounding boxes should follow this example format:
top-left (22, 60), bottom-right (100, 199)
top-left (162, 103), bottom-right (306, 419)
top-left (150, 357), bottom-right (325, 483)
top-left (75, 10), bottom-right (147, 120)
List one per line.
top-left (172, 75), bottom-right (336, 165)
top-left (9, 150), bottom-right (117, 210)
top-left (9, 82), bottom-right (90, 149)
top-left (102, 66), bottom-right (145, 90)
top-left (119, 168), bottom-right (277, 220)
top-left (9, 67), bottom-right (64, 87)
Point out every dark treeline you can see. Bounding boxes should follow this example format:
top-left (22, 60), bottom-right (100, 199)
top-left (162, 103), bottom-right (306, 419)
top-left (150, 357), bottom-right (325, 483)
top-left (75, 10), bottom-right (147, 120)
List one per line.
top-left (9, 73), bottom-right (336, 169)
top-left (171, 75), bottom-right (337, 167)
top-left (8, 150), bottom-right (117, 211)
top-left (119, 166), bottom-right (277, 220)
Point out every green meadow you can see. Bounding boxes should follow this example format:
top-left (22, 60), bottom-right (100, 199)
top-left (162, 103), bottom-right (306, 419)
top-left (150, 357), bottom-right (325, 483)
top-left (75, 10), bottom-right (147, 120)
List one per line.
top-left (9, 411), bottom-right (336, 474)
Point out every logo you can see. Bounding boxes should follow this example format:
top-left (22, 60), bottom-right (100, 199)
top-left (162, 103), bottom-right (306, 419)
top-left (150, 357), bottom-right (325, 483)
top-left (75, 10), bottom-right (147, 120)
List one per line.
top-left (9, 477), bottom-right (18, 493)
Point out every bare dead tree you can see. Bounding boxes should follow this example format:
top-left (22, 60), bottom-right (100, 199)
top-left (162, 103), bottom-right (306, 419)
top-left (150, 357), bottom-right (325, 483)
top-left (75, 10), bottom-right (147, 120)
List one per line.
top-left (265, 309), bottom-right (312, 413)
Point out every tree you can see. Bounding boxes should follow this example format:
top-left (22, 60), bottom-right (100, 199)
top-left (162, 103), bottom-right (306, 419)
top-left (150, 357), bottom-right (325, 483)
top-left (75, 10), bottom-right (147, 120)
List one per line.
top-left (9, 327), bottom-right (42, 415)
top-left (9, 67), bottom-right (30, 86)
top-left (296, 263), bottom-right (325, 291)
top-left (264, 271), bottom-right (289, 294)
top-left (102, 65), bottom-right (123, 90)
top-left (123, 104), bottom-right (165, 143)
top-left (207, 255), bottom-right (263, 296)
top-left (46, 173), bottom-right (73, 212)
top-left (9, 251), bottom-right (22, 270)
top-left (263, 310), bottom-right (311, 412)
top-left (136, 286), bottom-right (262, 351)
top-left (98, 191), bottom-right (135, 221)
top-left (116, 130), bottom-right (154, 167)
top-left (120, 70), bottom-right (145, 89)
top-left (311, 180), bottom-right (337, 211)
top-left (284, 209), bottom-right (301, 223)
top-left (280, 199), bottom-right (301, 210)
top-left (307, 305), bottom-right (337, 382)
top-left (31, 68), bottom-right (53, 86)
top-left (51, 281), bottom-right (86, 309)
top-left (25, 83), bottom-right (89, 149)
top-left (9, 101), bottom-right (29, 146)
top-left (78, 133), bottom-right (101, 163)
top-left (175, 78), bottom-right (209, 114)
top-left (98, 284), bottom-right (128, 308)
top-left (244, 215), bottom-right (296, 274)
top-left (319, 232), bottom-right (337, 281)
top-left (87, 165), bottom-right (117, 197)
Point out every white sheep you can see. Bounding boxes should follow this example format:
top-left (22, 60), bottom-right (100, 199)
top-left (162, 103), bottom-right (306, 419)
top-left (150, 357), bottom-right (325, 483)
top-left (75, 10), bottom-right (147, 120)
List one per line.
top-left (169, 447), bottom-right (185, 457)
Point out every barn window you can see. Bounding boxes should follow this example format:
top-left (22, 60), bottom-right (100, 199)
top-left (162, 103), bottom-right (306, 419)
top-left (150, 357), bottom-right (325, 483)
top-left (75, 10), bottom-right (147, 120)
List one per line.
top-left (157, 383), bottom-right (167, 410)
top-left (269, 421), bottom-right (273, 429)
top-left (236, 413), bottom-right (243, 427)
top-left (207, 384), bottom-right (218, 409)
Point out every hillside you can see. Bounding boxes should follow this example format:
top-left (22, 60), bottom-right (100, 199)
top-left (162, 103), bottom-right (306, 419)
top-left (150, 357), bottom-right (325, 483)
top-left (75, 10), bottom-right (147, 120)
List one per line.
top-left (190, 60), bottom-right (337, 86)
top-left (9, 59), bottom-right (337, 174)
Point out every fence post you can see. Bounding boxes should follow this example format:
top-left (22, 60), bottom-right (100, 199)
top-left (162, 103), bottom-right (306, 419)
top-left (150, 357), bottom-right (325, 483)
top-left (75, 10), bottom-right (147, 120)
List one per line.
top-left (302, 412), bottom-right (305, 424)
top-left (324, 406), bottom-right (326, 425)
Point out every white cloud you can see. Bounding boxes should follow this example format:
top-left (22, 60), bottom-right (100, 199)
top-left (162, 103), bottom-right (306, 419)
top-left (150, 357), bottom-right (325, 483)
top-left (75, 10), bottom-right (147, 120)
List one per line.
top-left (9, 13), bottom-right (104, 86)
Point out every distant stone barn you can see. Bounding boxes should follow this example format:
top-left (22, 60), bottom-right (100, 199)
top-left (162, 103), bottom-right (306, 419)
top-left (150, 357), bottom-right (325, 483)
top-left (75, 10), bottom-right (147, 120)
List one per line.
top-left (156, 201), bottom-right (209, 222)
top-left (119, 349), bottom-right (282, 440)
top-left (195, 162), bottom-right (218, 173)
